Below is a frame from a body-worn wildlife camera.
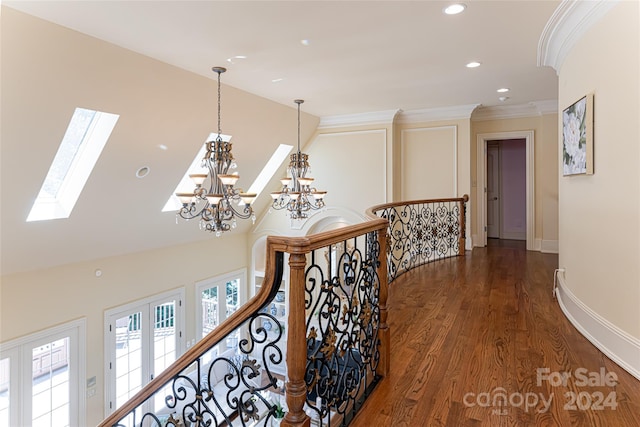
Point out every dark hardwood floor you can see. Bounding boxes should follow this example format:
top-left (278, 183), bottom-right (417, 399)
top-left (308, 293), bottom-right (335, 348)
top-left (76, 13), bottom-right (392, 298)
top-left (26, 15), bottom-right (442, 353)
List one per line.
top-left (351, 241), bottom-right (640, 426)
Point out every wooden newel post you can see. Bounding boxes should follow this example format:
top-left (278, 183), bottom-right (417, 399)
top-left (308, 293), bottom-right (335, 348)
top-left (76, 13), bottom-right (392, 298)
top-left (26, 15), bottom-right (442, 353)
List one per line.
top-left (377, 227), bottom-right (390, 377)
top-left (458, 194), bottom-right (469, 257)
top-left (282, 252), bottom-right (311, 427)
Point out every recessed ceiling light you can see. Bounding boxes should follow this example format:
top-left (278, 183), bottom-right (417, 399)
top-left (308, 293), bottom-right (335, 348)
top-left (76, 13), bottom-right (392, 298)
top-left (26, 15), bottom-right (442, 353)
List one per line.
top-left (499, 96), bottom-right (510, 102)
top-left (444, 4), bottom-right (466, 15)
top-left (272, 78), bottom-right (284, 83)
top-left (136, 166), bottom-right (150, 178)
top-left (466, 61), bottom-right (481, 68)
top-left (158, 144), bottom-right (168, 150)
top-left (497, 88), bottom-right (510, 93)
top-left (301, 39), bottom-right (310, 46)
top-left (226, 55), bottom-right (247, 64)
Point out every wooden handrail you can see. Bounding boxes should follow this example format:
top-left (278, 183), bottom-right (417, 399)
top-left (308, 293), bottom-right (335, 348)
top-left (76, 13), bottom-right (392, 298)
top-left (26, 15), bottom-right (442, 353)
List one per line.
top-left (365, 194), bottom-right (469, 217)
top-left (267, 218), bottom-right (388, 255)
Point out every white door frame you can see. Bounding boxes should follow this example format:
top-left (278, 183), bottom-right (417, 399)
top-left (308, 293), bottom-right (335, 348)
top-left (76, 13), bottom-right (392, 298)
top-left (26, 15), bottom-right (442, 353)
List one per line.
top-left (476, 131), bottom-right (535, 250)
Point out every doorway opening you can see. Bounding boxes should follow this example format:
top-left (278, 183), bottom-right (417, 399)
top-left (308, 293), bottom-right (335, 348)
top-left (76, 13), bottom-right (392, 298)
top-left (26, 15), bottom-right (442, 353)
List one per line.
top-left (476, 130), bottom-right (535, 250)
top-left (486, 139), bottom-right (527, 241)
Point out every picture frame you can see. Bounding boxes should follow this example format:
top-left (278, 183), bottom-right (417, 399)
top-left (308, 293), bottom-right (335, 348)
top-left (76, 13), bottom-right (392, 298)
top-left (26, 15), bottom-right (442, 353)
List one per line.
top-left (562, 93), bottom-right (594, 176)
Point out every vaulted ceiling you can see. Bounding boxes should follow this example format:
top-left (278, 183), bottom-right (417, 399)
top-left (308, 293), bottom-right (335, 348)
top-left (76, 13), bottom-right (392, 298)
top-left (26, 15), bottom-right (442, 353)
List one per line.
top-left (1, 1), bottom-right (560, 275)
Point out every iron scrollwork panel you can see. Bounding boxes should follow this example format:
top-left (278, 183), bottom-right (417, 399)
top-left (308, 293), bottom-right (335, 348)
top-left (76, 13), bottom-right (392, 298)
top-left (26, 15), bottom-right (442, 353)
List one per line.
top-left (111, 256), bottom-right (288, 427)
top-left (379, 201), bottom-right (461, 283)
top-left (304, 231), bottom-right (382, 426)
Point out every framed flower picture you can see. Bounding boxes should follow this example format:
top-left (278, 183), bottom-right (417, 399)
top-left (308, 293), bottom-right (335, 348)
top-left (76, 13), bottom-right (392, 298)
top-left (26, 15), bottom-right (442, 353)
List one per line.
top-left (562, 93), bottom-right (594, 175)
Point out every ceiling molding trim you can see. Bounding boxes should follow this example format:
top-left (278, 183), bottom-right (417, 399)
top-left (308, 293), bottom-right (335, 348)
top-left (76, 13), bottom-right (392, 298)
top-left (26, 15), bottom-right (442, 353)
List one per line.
top-left (537, 0), bottom-right (618, 73)
top-left (318, 109), bottom-right (401, 129)
top-left (471, 100), bottom-right (558, 122)
top-left (395, 104), bottom-right (480, 124)
top-left (532, 100), bottom-right (558, 115)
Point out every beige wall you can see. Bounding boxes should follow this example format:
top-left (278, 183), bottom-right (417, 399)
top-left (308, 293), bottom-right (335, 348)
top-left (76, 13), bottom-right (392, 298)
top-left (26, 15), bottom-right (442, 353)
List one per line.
top-left (558, 1), bottom-right (640, 339)
top-left (1, 234), bottom-right (248, 424)
top-left (1, 7), bottom-right (317, 275)
top-left (0, 7), bottom-right (308, 424)
top-left (395, 118), bottom-right (472, 246)
top-left (400, 126), bottom-right (458, 199)
top-left (251, 124), bottom-right (391, 243)
top-left (397, 118), bottom-right (471, 202)
top-left (471, 114), bottom-right (558, 247)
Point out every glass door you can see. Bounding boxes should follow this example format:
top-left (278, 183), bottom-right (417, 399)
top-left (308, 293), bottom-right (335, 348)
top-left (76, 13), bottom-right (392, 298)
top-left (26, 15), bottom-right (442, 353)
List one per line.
top-left (106, 291), bottom-right (183, 416)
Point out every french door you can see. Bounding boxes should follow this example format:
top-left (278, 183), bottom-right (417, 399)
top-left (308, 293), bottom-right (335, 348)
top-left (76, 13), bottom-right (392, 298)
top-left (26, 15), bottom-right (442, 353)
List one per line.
top-left (0, 319), bottom-right (85, 426)
top-left (195, 269), bottom-right (245, 360)
top-left (104, 290), bottom-right (184, 417)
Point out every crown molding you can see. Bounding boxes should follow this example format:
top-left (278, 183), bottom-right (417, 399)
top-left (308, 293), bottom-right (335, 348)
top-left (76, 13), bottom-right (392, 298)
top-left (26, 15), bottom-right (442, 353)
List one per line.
top-left (318, 109), bottom-right (400, 129)
top-left (538, 0), bottom-right (618, 73)
top-left (471, 100), bottom-right (558, 122)
top-left (395, 104), bottom-right (480, 124)
top-left (318, 100), bottom-right (555, 127)
top-left (532, 100), bottom-right (559, 115)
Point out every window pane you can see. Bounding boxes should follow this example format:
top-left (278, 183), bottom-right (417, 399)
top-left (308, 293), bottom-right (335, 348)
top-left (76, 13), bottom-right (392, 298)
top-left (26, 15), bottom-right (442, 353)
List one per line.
top-left (225, 280), bottom-right (240, 349)
top-left (225, 280), bottom-right (239, 317)
top-left (201, 286), bottom-right (219, 338)
top-left (0, 358), bottom-right (9, 426)
top-left (32, 337), bottom-right (70, 427)
top-left (27, 108), bottom-right (119, 221)
top-left (153, 302), bottom-right (177, 411)
top-left (115, 313), bottom-right (142, 409)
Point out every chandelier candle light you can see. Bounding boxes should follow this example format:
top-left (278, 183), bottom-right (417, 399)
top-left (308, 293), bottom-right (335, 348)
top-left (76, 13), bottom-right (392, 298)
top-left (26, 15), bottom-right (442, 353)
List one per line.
top-left (175, 66), bottom-right (256, 235)
top-left (271, 99), bottom-right (326, 219)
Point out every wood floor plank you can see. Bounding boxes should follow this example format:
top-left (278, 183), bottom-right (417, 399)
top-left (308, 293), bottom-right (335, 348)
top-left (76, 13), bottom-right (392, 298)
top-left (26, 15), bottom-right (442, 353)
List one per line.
top-left (352, 241), bottom-right (640, 427)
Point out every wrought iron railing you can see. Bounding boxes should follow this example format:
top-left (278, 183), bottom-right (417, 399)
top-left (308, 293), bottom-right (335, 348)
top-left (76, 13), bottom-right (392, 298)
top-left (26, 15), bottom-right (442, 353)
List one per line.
top-left (367, 195), bottom-right (468, 284)
top-left (99, 196), bottom-right (468, 427)
top-left (100, 249), bottom-right (288, 427)
top-left (303, 229), bottom-right (384, 425)
top-left (99, 219), bottom-right (389, 427)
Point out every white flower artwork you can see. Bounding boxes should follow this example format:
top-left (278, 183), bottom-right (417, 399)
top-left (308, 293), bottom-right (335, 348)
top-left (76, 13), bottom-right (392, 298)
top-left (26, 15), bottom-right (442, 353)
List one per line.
top-left (562, 94), bottom-right (593, 175)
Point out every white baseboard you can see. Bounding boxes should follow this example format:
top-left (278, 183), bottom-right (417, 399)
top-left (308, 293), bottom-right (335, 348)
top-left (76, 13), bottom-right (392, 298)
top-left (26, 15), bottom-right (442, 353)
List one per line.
top-left (541, 239), bottom-right (559, 254)
top-left (556, 273), bottom-right (640, 380)
top-left (533, 238), bottom-right (542, 251)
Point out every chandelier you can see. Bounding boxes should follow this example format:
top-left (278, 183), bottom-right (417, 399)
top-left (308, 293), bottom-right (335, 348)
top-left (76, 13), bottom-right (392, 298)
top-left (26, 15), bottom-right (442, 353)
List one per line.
top-left (271, 99), bottom-right (326, 219)
top-left (175, 66), bottom-right (256, 236)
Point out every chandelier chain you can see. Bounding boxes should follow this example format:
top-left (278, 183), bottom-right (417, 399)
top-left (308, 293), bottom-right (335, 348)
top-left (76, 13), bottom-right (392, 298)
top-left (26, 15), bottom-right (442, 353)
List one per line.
top-left (217, 68), bottom-right (222, 139)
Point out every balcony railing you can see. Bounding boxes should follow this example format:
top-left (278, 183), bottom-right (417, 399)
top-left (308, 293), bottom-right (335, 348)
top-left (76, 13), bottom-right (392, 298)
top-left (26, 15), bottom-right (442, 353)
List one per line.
top-left (367, 195), bottom-right (468, 284)
top-left (99, 196), bottom-right (467, 427)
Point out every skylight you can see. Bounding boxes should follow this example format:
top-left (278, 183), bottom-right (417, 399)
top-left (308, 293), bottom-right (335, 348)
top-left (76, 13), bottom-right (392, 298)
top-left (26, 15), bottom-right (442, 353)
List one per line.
top-left (27, 108), bottom-right (119, 222)
top-left (163, 138), bottom-right (292, 212)
top-left (247, 144), bottom-right (293, 196)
